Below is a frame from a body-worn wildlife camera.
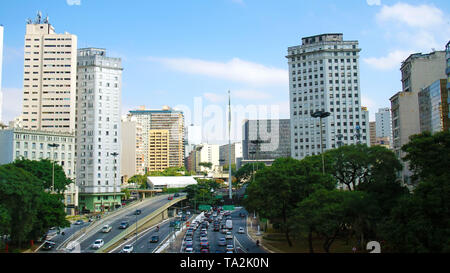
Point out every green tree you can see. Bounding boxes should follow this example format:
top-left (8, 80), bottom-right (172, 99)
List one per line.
top-left (0, 164), bottom-right (43, 247)
top-left (12, 158), bottom-right (73, 193)
top-left (244, 157), bottom-right (335, 247)
top-left (235, 162), bottom-right (266, 184)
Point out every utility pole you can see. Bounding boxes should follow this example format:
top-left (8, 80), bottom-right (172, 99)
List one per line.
top-left (111, 152), bottom-right (119, 210)
top-left (228, 90), bottom-right (232, 200)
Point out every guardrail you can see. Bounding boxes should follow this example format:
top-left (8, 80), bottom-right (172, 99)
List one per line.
top-left (97, 196), bottom-right (187, 253)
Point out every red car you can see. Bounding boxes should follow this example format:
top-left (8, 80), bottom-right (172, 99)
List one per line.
top-left (168, 196), bottom-right (173, 200)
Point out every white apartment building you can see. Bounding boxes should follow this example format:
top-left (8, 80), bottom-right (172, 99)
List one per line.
top-left (287, 33), bottom-right (369, 159)
top-left (0, 127), bottom-right (78, 214)
top-left (0, 25), bottom-right (4, 124)
top-left (76, 48), bottom-right (122, 213)
top-left (198, 143), bottom-right (221, 174)
top-left (375, 108), bottom-right (392, 146)
top-left (21, 14), bottom-right (77, 133)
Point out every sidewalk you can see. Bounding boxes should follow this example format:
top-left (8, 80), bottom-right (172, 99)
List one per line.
top-left (246, 216), bottom-right (280, 253)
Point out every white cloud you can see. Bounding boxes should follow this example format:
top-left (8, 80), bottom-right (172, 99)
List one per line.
top-left (66, 0), bottom-right (81, 5)
top-left (1, 88), bottom-right (22, 123)
top-left (233, 89), bottom-right (272, 100)
top-left (363, 50), bottom-right (413, 70)
top-left (149, 57), bottom-right (288, 87)
top-left (365, 2), bottom-right (450, 70)
top-left (366, 0), bottom-right (381, 6)
top-left (376, 3), bottom-right (445, 28)
top-left (203, 92), bottom-right (226, 103)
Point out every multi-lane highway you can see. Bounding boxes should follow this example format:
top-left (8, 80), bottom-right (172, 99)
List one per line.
top-left (179, 207), bottom-right (266, 253)
top-left (38, 193), bottom-right (186, 253)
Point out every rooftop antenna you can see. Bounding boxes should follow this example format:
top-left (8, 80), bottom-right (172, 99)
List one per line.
top-left (35, 11), bottom-right (42, 24)
top-left (43, 14), bottom-right (49, 24)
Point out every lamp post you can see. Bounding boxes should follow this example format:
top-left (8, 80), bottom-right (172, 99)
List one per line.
top-left (111, 152), bottom-right (119, 211)
top-left (48, 143), bottom-right (60, 193)
top-left (248, 151), bottom-right (256, 183)
top-left (310, 111), bottom-right (331, 174)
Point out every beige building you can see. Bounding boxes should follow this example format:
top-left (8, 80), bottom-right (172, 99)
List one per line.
top-left (120, 115), bottom-right (137, 183)
top-left (129, 106), bottom-right (184, 174)
top-left (21, 14), bottom-right (77, 133)
top-left (390, 50), bottom-right (446, 185)
top-left (148, 129), bottom-right (170, 172)
top-left (369, 121), bottom-right (376, 146)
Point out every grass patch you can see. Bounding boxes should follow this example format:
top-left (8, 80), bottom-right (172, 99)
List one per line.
top-left (261, 232), bottom-right (363, 253)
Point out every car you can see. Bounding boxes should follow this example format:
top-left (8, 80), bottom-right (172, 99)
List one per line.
top-left (200, 236), bottom-right (208, 242)
top-left (168, 196), bottom-right (173, 200)
top-left (226, 244), bottom-right (234, 252)
top-left (238, 227), bottom-right (245, 234)
top-left (150, 235), bottom-right (159, 243)
top-left (200, 241), bottom-right (209, 249)
top-left (174, 193), bottom-right (180, 197)
top-left (201, 248), bottom-right (209, 253)
top-left (185, 237), bottom-right (193, 243)
top-left (74, 220), bottom-right (84, 225)
top-left (221, 228), bottom-right (228, 234)
top-left (91, 239), bottom-right (104, 249)
top-left (226, 231), bottom-right (233, 240)
top-left (185, 247), bottom-right (194, 253)
top-left (101, 225), bottom-right (112, 233)
top-left (218, 238), bottom-right (227, 246)
top-left (121, 245), bottom-right (133, 253)
top-left (134, 209), bottom-right (142, 215)
top-left (42, 241), bottom-right (56, 250)
top-left (119, 221), bottom-right (129, 229)
top-left (226, 250), bottom-right (234, 253)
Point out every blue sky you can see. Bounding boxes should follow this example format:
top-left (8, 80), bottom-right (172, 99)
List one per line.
top-left (1, 0), bottom-right (449, 143)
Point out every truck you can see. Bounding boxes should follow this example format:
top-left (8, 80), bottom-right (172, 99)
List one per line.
top-left (225, 219), bottom-right (233, 230)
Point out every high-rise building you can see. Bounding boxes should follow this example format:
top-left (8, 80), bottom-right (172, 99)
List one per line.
top-left (375, 108), bottom-right (392, 139)
top-left (446, 41), bottom-right (450, 122)
top-left (21, 13), bottom-right (77, 133)
top-left (287, 33), bottom-right (369, 159)
top-left (369, 121), bottom-right (376, 147)
top-left (121, 115), bottom-right (137, 183)
top-left (129, 106), bottom-right (185, 174)
top-left (242, 119), bottom-right (291, 160)
top-left (0, 127), bottom-right (78, 215)
top-left (75, 48), bottom-right (122, 213)
top-left (418, 79), bottom-right (449, 133)
top-left (0, 25), bottom-right (4, 124)
top-left (219, 142), bottom-right (242, 167)
top-left (390, 50), bottom-right (446, 185)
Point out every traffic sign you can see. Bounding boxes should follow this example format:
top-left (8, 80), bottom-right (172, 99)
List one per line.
top-left (198, 205), bottom-right (212, 211)
top-left (223, 205), bottom-right (235, 211)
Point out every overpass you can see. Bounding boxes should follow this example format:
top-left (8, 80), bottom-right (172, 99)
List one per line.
top-left (96, 196), bottom-right (187, 253)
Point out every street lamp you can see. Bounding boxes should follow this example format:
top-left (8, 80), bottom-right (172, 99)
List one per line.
top-left (48, 143), bottom-right (60, 193)
top-left (310, 110), bottom-right (331, 174)
top-left (111, 152), bottom-right (119, 211)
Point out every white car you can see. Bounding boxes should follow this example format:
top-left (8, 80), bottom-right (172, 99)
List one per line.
top-left (226, 244), bottom-right (234, 252)
top-left (91, 239), bottom-right (104, 249)
top-left (101, 225), bottom-right (112, 233)
top-left (238, 227), bottom-right (245, 234)
top-left (185, 247), bottom-right (194, 253)
top-left (121, 245), bottom-right (133, 253)
top-left (226, 231), bottom-right (233, 240)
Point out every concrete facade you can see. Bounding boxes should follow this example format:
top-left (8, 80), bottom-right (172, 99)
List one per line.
top-left (391, 51), bottom-right (446, 185)
top-left (375, 108), bottom-right (392, 147)
top-left (75, 48), bottom-right (123, 213)
top-left (21, 17), bottom-right (77, 133)
top-left (0, 25), bottom-right (3, 124)
top-left (287, 33), bottom-right (369, 160)
top-left (219, 142), bottom-right (242, 167)
top-left (120, 115), bottom-right (137, 182)
top-left (0, 127), bottom-right (78, 214)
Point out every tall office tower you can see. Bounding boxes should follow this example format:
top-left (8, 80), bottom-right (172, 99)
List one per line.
top-left (21, 13), bottom-right (77, 133)
top-left (375, 108), bottom-right (392, 146)
top-left (287, 34), bottom-right (369, 159)
top-left (219, 142), bottom-right (242, 166)
top-left (418, 79), bottom-right (449, 133)
top-left (369, 121), bottom-right (376, 147)
top-left (242, 119), bottom-right (291, 160)
top-left (390, 50), bottom-right (446, 185)
top-left (76, 48), bottom-right (122, 213)
top-left (129, 106), bottom-right (185, 174)
top-left (121, 115), bottom-right (137, 183)
top-left (0, 25), bottom-right (4, 124)
top-left (446, 41), bottom-right (450, 123)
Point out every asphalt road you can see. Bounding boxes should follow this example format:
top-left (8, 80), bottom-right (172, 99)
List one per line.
top-left (179, 207), bottom-right (266, 254)
top-left (39, 193), bottom-right (185, 253)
